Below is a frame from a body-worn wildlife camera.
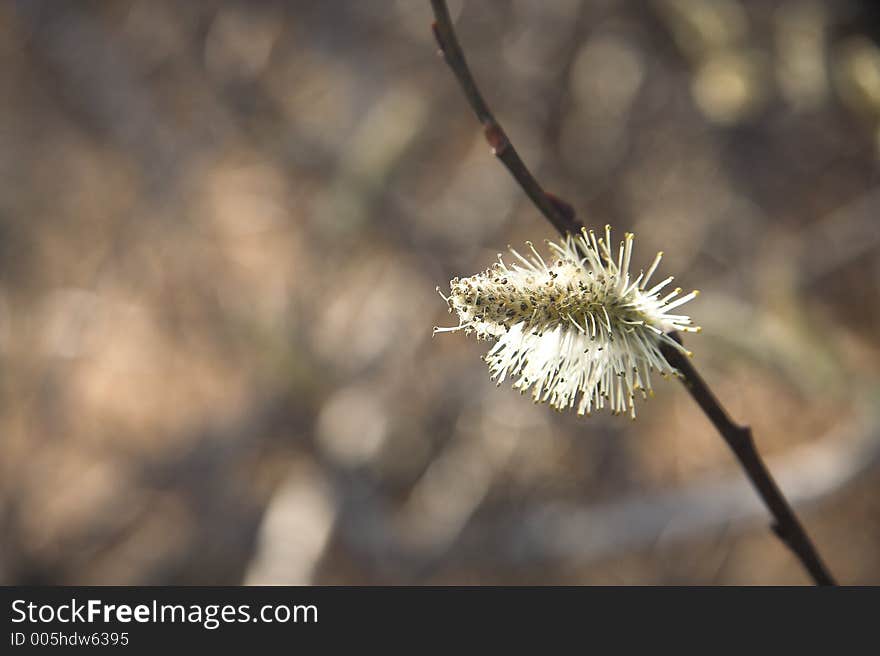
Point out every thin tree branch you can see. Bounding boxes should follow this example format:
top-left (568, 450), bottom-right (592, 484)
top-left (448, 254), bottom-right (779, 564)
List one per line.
top-left (660, 340), bottom-right (835, 585)
top-left (430, 0), bottom-right (581, 237)
top-left (429, 0), bottom-right (836, 586)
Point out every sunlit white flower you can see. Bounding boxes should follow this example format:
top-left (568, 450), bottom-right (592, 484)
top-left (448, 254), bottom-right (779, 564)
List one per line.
top-left (435, 226), bottom-right (700, 418)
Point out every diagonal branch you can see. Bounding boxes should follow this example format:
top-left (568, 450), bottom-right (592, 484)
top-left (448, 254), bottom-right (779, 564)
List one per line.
top-left (429, 0), bottom-right (836, 586)
top-left (430, 0), bottom-right (581, 237)
top-left (660, 340), bottom-right (835, 585)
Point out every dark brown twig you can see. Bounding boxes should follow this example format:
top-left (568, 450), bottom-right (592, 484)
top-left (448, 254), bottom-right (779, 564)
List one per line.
top-left (660, 340), bottom-right (835, 585)
top-left (429, 0), bottom-right (836, 586)
top-left (430, 1), bottom-right (581, 237)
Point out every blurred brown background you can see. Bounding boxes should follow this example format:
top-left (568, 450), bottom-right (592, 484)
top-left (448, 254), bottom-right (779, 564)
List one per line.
top-left (1, 0), bottom-right (879, 585)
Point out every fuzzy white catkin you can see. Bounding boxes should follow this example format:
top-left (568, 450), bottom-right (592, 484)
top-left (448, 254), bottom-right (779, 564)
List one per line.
top-left (435, 226), bottom-right (700, 419)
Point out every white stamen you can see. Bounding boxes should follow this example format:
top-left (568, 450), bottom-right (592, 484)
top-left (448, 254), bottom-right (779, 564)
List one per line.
top-left (435, 228), bottom-right (701, 418)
